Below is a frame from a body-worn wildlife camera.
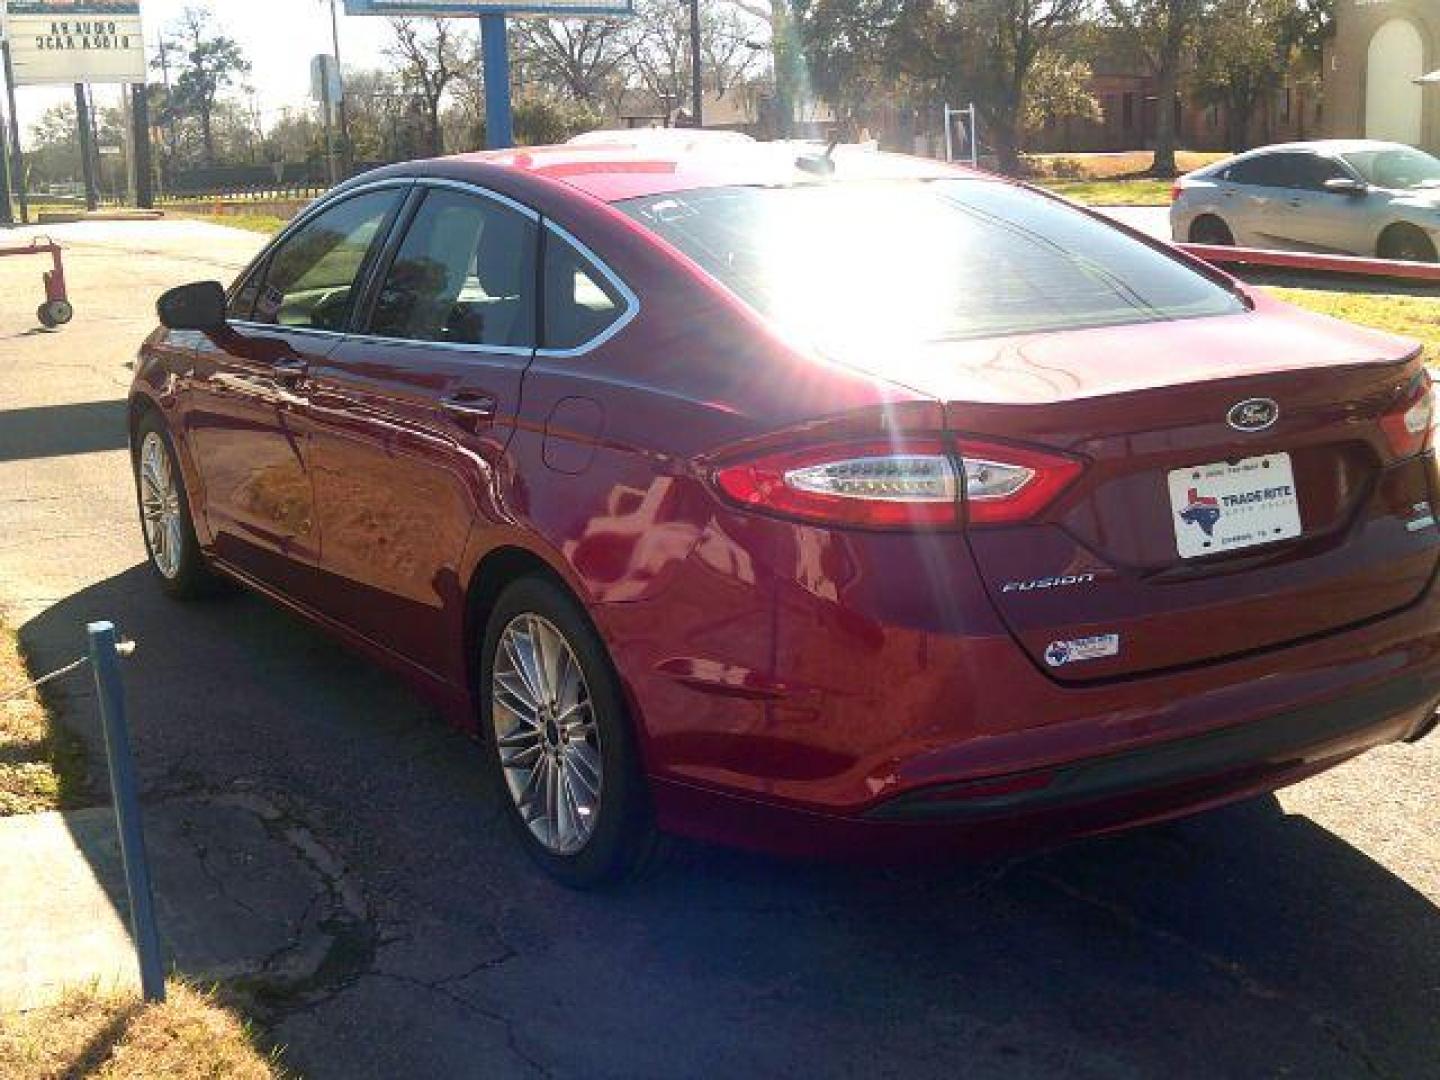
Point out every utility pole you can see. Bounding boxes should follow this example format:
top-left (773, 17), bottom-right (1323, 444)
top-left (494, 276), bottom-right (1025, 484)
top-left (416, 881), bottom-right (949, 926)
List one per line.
top-left (687, 0), bottom-right (703, 127)
top-left (328, 0), bottom-right (351, 175)
top-left (75, 83), bottom-right (100, 211)
top-left (1, 37), bottom-right (27, 223)
top-left (132, 84), bottom-right (153, 209)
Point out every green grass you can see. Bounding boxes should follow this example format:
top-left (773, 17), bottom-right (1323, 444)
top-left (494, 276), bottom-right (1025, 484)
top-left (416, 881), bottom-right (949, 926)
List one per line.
top-left (177, 212), bottom-right (291, 236)
top-left (1044, 177), bottom-right (1176, 206)
top-left (1266, 286), bottom-right (1440, 360)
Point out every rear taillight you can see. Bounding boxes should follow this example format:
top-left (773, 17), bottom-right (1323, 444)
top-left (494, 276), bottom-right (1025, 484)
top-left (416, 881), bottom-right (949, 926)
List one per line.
top-left (1170, 181), bottom-right (1183, 203)
top-left (710, 438), bottom-right (1083, 528)
top-left (1380, 375), bottom-right (1435, 459)
top-left (713, 440), bottom-right (960, 528)
top-left (955, 439), bottom-right (1084, 524)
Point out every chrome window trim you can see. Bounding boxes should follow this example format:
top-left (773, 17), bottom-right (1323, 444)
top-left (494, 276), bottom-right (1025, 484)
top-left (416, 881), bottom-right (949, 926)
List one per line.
top-left (414, 176), bottom-right (542, 222)
top-left (535, 220), bottom-right (640, 360)
top-left (227, 174), bottom-right (638, 358)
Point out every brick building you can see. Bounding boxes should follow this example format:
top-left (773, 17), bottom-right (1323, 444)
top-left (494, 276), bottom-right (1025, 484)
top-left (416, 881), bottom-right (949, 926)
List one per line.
top-left (1322, 0), bottom-right (1439, 151)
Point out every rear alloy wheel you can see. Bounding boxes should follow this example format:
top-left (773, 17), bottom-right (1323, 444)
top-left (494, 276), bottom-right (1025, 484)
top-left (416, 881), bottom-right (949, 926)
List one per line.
top-left (133, 414), bottom-right (217, 599)
top-left (1189, 216), bottom-right (1235, 246)
top-left (482, 577), bottom-right (659, 887)
top-left (1378, 224), bottom-right (1437, 264)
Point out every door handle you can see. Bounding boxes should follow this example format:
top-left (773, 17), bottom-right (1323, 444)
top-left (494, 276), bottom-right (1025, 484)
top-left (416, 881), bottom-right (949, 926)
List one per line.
top-left (441, 393), bottom-right (498, 425)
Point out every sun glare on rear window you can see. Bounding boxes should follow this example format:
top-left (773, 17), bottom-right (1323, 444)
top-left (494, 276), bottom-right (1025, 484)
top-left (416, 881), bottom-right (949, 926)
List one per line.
top-left (618, 180), bottom-right (1242, 354)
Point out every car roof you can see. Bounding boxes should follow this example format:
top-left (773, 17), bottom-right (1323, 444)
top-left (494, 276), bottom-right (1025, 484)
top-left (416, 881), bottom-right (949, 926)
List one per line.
top-left (1234, 139), bottom-right (1416, 158)
top-left (410, 142), bottom-right (980, 204)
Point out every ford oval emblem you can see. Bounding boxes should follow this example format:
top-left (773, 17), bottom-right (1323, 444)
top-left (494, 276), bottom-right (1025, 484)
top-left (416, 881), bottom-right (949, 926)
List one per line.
top-left (1227, 398), bottom-right (1279, 432)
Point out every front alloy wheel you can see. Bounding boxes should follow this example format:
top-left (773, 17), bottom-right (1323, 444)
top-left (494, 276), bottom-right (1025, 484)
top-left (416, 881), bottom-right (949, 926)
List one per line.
top-left (139, 431), bottom-right (185, 581)
top-left (132, 412), bottom-right (217, 599)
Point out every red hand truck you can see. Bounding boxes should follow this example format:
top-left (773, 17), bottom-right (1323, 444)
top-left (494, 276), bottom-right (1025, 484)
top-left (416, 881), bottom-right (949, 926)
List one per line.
top-left (0, 237), bottom-right (74, 328)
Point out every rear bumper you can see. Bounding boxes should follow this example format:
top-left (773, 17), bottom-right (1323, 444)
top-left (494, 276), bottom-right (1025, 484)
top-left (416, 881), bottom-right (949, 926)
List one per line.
top-left (649, 671), bottom-right (1437, 860)
top-left (866, 669), bottom-right (1438, 822)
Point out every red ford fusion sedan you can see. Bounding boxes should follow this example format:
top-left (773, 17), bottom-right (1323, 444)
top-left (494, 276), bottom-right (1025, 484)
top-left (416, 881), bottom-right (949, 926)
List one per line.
top-left (130, 142), bottom-right (1440, 885)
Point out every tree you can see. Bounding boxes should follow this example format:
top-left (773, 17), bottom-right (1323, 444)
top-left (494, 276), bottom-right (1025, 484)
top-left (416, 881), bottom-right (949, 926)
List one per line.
top-left (386, 18), bottom-right (468, 156)
top-left (1187, 0), bottom-right (1290, 151)
top-left (513, 18), bottom-right (631, 104)
top-left (156, 7), bottom-right (252, 167)
top-left (894, 0), bottom-right (1090, 174)
top-left (1102, 0), bottom-right (1211, 177)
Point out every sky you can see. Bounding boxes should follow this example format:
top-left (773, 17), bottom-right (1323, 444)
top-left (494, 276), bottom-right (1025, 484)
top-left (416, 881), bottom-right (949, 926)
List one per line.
top-left (10, 1), bottom-right (437, 134)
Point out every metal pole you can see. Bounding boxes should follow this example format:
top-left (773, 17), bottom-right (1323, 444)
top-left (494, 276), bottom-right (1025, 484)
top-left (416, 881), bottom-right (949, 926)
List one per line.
top-left (943, 105), bottom-right (953, 163)
top-left (2, 40), bottom-right (28, 224)
top-left (688, 0), bottom-right (703, 127)
top-left (132, 84), bottom-right (154, 209)
top-left (481, 14), bottom-right (513, 149)
top-left (0, 77), bottom-right (12, 225)
top-left (329, 0), bottom-right (351, 176)
top-left (87, 621), bottom-right (165, 1004)
top-left (320, 70), bottom-right (338, 186)
top-left (75, 83), bottom-right (99, 211)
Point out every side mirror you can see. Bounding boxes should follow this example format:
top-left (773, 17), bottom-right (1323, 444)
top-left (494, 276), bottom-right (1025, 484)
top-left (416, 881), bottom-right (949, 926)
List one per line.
top-left (1324, 177), bottom-right (1369, 197)
top-left (157, 281), bottom-right (227, 331)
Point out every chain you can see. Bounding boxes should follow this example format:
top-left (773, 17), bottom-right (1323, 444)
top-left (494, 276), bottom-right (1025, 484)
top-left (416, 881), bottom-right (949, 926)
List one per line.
top-left (1, 640), bottom-right (136, 705)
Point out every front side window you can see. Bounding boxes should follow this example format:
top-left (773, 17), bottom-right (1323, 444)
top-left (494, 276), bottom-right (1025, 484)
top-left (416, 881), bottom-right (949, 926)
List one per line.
top-left (617, 179), bottom-right (1242, 358)
top-left (368, 188), bottom-right (538, 348)
top-left (1340, 147), bottom-right (1440, 191)
top-left (543, 230), bottom-right (626, 352)
top-left (252, 189), bottom-right (401, 331)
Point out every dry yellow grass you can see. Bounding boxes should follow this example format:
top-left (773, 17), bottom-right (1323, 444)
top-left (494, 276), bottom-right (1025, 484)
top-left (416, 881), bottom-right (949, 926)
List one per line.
top-left (0, 981), bottom-right (283, 1080)
top-left (0, 619), bottom-right (86, 816)
top-left (1266, 287), bottom-right (1440, 361)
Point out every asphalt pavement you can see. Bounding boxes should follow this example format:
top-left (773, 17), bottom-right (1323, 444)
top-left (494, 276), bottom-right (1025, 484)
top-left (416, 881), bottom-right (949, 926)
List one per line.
top-left (0, 219), bottom-right (1436, 1079)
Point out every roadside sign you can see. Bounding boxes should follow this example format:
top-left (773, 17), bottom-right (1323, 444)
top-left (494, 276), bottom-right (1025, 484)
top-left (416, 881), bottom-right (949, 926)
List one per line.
top-left (3, 1), bottom-right (147, 87)
top-left (344, 0), bottom-right (634, 18)
top-left (311, 54), bottom-right (343, 105)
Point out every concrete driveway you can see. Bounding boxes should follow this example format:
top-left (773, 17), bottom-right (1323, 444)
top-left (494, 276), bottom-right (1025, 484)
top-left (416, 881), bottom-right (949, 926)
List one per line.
top-left (1, 220), bottom-right (1437, 1079)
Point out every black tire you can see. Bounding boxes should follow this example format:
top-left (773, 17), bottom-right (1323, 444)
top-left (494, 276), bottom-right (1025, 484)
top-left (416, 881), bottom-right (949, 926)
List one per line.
top-left (36, 304), bottom-right (57, 329)
top-left (1189, 215), bottom-right (1235, 246)
top-left (480, 575), bottom-right (661, 888)
top-left (132, 411), bottom-right (220, 600)
top-left (1377, 224), bottom-right (1437, 264)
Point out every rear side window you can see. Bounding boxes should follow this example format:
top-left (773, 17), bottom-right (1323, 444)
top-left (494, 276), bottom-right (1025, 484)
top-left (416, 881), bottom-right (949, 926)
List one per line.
top-left (542, 229), bottom-right (626, 352)
top-left (251, 189), bottom-right (401, 331)
top-left (1227, 155), bottom-right (1291, 187)
top-left (618, 179), bottom-right (1241, 352)
top-left (367, 188), bottom-right (538, 348)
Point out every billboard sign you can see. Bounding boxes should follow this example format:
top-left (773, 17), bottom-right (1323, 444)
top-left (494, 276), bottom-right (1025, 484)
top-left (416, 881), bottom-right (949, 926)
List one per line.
top-left (3, 1), bottom-right (147, 86)
top-left (344, 0), bottom-right (633, 18)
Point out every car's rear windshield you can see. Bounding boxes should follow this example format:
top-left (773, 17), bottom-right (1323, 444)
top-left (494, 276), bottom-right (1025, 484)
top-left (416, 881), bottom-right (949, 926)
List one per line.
top-left (1339, 147), bottom-right (1440, 190)
top-left (616, 179), bottom-right (1242, 351)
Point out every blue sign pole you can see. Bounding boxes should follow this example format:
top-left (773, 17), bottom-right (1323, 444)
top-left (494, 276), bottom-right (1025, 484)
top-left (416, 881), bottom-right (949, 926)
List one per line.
top-left (481, 14), bottom-right (513, 149)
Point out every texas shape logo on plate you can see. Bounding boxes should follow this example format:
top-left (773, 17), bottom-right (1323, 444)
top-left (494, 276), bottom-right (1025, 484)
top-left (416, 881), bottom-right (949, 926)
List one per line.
top-left (1178, 486), bottom-right (1222, 537)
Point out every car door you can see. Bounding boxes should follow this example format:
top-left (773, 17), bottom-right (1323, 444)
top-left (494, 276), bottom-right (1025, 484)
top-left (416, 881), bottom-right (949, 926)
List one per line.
top-left (184, 185), bottom-right (408, 604)
top-left (1276, 153), bottom-right (1374, 255)
top-left (1221, 153), bottom-right (1301, 248)
top-left (303, 182), bottom-right (540, 678)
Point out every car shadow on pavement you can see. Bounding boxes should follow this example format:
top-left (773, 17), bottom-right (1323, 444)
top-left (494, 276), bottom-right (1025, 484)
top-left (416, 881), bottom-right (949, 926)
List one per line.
top-left (18, 564), bottom-right (1440, 1079)
top-left (0, 400), bottom-right (129, 464)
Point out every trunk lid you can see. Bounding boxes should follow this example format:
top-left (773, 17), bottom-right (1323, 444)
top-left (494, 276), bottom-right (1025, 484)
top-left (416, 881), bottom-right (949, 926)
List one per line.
top-left (878, 309), bottom-right (1439, 681)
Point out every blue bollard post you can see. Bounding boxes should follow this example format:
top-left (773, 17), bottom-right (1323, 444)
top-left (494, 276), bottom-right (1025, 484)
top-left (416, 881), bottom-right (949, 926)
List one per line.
top-left (87, 621), bottom-right (165, 1003)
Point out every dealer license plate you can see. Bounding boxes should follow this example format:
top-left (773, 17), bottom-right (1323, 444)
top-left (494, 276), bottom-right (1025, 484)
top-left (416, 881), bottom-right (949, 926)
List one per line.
top-left (1168, 454), bottom-right (1302, 559)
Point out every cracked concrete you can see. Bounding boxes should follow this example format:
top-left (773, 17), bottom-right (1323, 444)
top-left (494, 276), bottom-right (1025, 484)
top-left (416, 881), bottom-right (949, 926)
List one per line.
top-left (1, 218), bottom-right (1437, 1079)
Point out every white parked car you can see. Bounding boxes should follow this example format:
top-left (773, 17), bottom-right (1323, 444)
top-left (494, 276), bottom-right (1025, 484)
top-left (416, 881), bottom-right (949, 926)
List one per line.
top-left (1171, 140), bottom-right (1440, 262)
